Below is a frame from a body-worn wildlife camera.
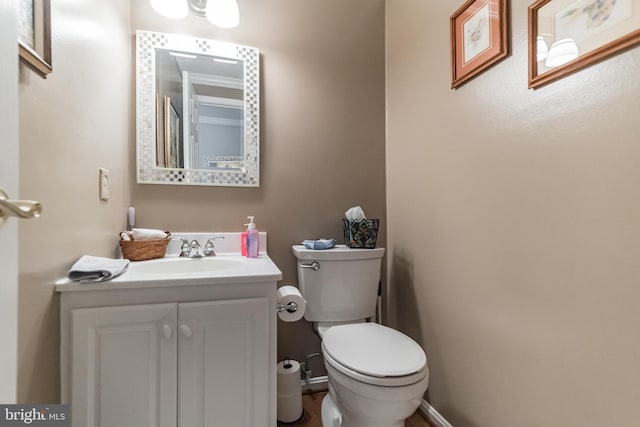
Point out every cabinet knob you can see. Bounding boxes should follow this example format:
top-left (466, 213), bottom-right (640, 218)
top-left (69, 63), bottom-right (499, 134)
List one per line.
top-left (180, 324), bottom-right (193, 338)
top-left (162, 324), bottom-right (172, 340)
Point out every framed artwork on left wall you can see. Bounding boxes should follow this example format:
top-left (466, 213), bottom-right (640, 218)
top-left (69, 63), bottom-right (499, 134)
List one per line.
top-left (450, 0), bottom-right (508, 88)
top-left (18, 0), bottom-right (52, 78)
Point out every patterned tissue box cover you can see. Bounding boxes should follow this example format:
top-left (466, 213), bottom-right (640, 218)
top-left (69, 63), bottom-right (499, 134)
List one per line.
top-left (342, 219), bottom-right (379, 249)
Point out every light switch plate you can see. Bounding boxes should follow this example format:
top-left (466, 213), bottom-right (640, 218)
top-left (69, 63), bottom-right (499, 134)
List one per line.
top-left (99, 168), bottom-right (110, 201)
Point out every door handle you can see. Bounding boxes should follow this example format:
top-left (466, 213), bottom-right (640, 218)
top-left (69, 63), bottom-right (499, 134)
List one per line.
top-left (162, 324), bottom-right (172, 340)
top-left (0, 189), bottom-right (42, 226)
top-left (180, 324), bottom-right (193, 338)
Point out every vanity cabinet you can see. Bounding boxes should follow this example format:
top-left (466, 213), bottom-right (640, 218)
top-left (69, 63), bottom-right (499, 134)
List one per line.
top-left (70, 298), bottom-right (269, 427)
top-left (57, 256), bottom-right (281, 427)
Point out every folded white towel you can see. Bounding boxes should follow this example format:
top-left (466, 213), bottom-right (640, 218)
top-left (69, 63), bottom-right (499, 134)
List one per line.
top-left (131, 228), bottom-right (168, 240)
top-left (68, 255), bottom-right (130, 282)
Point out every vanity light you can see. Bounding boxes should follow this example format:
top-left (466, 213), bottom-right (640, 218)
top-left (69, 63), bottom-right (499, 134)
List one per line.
top-left (206, 0), bottom-right (240, 28)
top-left (150, 0), bottom-right (240, 29)
top-left (536, 36), bottom-right (549, 62)
top-left (545, 38), bottom-right (579, 68)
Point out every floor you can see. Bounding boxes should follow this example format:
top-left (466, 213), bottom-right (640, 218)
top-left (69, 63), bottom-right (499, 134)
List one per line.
top-left (277, 391), bottom-right (432, 427)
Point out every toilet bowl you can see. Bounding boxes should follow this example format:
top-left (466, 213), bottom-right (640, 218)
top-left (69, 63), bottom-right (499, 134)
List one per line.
top-left (319, 323), bottom-right (429, 427)
top-left (292, 245), bottom-right (429, 426)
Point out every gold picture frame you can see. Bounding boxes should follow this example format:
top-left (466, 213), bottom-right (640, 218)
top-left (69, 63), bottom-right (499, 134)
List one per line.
top-left (18, 0), bottom-right (52, 78)
top-left (529, 0), bottom-right (640, 89)
top-left (451, 0), bottom-right (509, 89)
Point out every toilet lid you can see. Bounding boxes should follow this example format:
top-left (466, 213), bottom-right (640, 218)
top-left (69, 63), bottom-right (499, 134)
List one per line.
top-left (322, 323), bottom-right (426, 377)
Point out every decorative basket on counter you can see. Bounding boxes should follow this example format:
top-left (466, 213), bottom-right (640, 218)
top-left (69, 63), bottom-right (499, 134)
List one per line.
top-left (342, 219), bottom-right (379, 249)
top-left (119, 231), bottom-right (171, 261)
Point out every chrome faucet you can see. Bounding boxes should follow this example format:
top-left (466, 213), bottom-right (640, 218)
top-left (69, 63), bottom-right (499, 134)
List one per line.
top-left (176, 238), bottom-right (205, 258)
top-left (188, 240), bottom-right (205, 258)
top-left (176, 237), bottom-right (224, 258)
top-left (204, 236), bottom-right (225, 257)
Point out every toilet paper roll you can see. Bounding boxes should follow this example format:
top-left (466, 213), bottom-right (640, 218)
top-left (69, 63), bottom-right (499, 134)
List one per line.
top-left (277, 359), bottom-right (303, 423)
top-left (277, 285), bottom-right (306, 322)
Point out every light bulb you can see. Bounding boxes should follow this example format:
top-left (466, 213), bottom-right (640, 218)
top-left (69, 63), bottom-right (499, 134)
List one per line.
top-left (206, 0), bottom-right (240, 29)
top-left (150, 0), bottom-right (189, 19)
top-left (536, 36), bottom-right (549, 62)
top-left (545, 38), bottom-right (579, 68)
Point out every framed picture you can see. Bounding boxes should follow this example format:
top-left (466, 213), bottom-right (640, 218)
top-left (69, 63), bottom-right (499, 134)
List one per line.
top-left (529, 0), bottom-right (640, 89)
top-left (17, 0), bottom-right (52, 78)
top-left (450, 0), bottom-right (509, 89)
top-left (164, 96), bottom-right (181, 169)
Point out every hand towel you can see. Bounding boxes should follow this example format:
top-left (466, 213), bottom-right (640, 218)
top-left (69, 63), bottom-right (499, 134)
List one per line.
top-left (68, 255), bottom-right (130, 282)
top-left (131, 228), bottom-right (169, 240)
top-left (302, 238), bottom-right (336, 250)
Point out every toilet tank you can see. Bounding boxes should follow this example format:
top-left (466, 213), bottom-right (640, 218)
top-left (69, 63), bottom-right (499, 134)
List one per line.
top-left (292, 245), bottom-right (385, 322)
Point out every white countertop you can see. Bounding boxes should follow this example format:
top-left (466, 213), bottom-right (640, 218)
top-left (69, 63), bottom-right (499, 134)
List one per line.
top-left (56, 253), bottom-right (282, 292)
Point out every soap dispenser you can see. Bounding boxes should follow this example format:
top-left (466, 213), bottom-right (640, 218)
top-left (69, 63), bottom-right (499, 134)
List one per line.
top-left (245, 216), bottom-right (259, 258)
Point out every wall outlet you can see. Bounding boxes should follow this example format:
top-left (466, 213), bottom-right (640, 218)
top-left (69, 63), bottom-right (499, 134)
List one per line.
top-left (99, 168), bottom-right (110, 201)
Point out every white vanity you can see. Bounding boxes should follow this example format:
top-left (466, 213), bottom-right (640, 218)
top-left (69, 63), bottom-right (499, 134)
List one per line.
top-left (56, 233), bottom-right (282, 427)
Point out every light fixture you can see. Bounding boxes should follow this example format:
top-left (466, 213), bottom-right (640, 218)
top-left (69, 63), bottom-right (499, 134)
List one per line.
top-left (150, 0), bottom-right (240, 29)
top-left (545, 38), bottom-right (579, 68)
top-left (536, 36), bottom-right (549, 62)
top-left (205, 0), bottom-right (240, 29)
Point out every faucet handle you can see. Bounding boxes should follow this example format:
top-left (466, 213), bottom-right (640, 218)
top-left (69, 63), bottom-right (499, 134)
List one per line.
top-left (204, 236), bottom-right (224, 257)
top-left (173, 237), bottom-right (190, 257)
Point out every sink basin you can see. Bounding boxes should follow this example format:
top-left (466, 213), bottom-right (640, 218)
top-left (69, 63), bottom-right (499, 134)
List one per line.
top-left (129, 257), bottom-right (246, 276)
top-left (55, 232), bottom-right (283, 291)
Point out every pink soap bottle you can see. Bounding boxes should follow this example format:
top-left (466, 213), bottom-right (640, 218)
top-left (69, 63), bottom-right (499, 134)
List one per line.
top-left (241, 219), bottom-right (249, 256)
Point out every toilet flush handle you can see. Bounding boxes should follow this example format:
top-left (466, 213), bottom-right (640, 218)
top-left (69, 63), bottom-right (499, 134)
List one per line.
top-left (299, 262), bottom-right (320, 271)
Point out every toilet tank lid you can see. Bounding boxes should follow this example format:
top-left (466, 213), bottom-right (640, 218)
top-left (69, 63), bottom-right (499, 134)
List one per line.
top-left (292, 245), bottom-right (385, 261)
top-left (322, 323), bottom-right (427, 377)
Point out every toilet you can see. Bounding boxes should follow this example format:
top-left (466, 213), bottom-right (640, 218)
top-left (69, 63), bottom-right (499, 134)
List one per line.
top-left (292, 245), bottom-right (429, 427)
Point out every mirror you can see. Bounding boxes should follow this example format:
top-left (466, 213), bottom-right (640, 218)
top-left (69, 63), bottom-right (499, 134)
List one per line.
top-left (136, 30), bottom-right (260, 186)
top-left (529, 0), bottom-right (640, 89)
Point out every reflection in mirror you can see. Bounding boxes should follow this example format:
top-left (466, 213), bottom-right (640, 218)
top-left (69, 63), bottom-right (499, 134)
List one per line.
top-left (529, 0), bottom-right (640, 89)
top-left (136, 30), bottom-right (260, 186)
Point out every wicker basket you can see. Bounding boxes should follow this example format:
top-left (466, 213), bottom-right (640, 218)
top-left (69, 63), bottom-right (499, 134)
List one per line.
top-left (119, 231), bottom-right (171, 261)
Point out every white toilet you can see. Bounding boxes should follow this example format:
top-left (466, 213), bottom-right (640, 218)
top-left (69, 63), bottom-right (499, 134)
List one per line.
top-left (292, 245), bottom-right (429, 427)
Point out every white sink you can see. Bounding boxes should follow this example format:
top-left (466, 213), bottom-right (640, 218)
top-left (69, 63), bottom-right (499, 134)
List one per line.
top-left (129, 257), bottom-right (246, 275)
top-left (55, 232), bottom-right (282, 291)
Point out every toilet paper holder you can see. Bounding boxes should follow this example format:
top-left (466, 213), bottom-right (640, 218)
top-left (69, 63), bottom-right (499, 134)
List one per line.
top-left (277, 301), bottom-right (299, 313)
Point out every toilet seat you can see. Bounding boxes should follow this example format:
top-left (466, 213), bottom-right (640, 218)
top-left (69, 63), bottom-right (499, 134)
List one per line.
top-left (321, 323), bottom-right (428, 387)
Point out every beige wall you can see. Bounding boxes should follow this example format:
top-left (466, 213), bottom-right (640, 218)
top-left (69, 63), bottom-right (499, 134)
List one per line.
top-left (18, 0), bottom-right (132, 402)
top-left (386, 1), bottom-right (640, 427)
top-left (130, 0), bottom-right (386, 366)
top-left (17, 0), bottom-right (386, 402)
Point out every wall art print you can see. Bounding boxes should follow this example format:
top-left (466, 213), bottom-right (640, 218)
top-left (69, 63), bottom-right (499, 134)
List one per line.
top-left (528, 0), bottom-right (640, 88)
top-left (451, 0), bottom-right (509, 88)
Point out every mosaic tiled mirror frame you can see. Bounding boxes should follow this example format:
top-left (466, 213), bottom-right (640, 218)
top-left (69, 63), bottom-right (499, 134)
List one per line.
top-left (136, 30), bottom-right (260, 187)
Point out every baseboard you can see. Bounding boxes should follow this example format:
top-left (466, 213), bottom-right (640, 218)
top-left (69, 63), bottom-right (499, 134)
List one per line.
top-left (419, 399), bottom-right (453, 427)
top-left (300, 375), bottom-right (328, 394)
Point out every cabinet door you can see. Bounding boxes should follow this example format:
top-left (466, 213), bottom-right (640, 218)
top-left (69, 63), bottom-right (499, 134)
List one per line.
top-left (178, 298), bottom-right (269, 427)
top-left (71, 304), bottom-right (178, 427)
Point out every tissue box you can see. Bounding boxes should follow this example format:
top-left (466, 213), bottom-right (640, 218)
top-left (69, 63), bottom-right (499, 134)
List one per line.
top-left (342, 219), bottom-right (379, 249)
